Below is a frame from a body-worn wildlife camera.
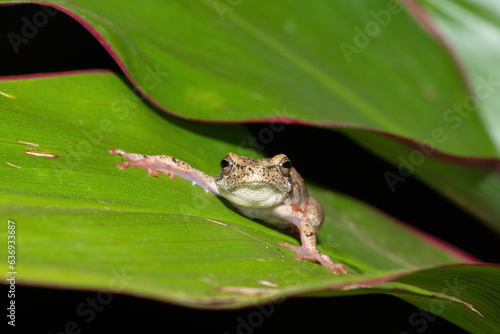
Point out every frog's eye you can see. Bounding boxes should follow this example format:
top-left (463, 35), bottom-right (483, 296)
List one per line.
top-left (220, 158), bottom-right (233, 175)
top-left (279, 159), bottom-right (292, 176)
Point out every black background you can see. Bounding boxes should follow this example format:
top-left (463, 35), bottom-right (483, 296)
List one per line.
top-left (2, 4), bottom-right (498, 334)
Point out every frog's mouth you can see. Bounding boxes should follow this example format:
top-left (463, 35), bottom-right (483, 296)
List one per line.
top-left (220, 183), bottom-right (289, 208)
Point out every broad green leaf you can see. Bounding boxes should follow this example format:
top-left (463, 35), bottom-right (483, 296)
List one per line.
top-left (1, 72), bottom-right (499, 333)
top-left (4, 0), bottom-right (500, 232)
top-left (389, 265), bottom-right (500, 334)
top-left (416, 0), bottom-right (500, 152)
top-left (3, 0), bottom-right (495, 158)
top-left (339, 1), bottom-right (500, 231)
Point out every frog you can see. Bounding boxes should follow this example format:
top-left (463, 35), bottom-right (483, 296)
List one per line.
top-left (109, 148), bottom-right (348, 275)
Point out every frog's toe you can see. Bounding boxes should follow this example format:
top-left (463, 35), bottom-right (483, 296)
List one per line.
top-left (146, 168), bottom-right (158, 177)
top-left (116, 162), bottom-right (129, 170)
top-left (279, 242), bottom-right (304, 261)
top-left (280, 242), bottom-right (348, 275)
top-left (109, 147), bottom-right (121, 155)
top-left (313, 252), bottom-right (349, 275)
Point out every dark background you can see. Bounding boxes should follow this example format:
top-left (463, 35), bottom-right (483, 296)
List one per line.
top-left (2, 4), bottom-right (498, 333)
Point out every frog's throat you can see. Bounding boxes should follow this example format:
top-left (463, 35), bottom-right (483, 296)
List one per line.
top-left (220, 183), bottom-right (290, 208)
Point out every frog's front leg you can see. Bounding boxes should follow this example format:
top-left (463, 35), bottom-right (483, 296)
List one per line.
top-left (275, 205), bottom-right (348, 275)
top-left (109, 148), bottom-right (219, 196)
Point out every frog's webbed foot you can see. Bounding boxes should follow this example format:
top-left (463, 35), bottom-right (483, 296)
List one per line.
top-left (109, 148), bottom-right (160, 177)
top-left (279, 242), bottom-right (349, 275)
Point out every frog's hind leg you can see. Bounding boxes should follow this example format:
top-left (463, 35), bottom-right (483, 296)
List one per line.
top-left (276, 205), bottom-right (348, 275)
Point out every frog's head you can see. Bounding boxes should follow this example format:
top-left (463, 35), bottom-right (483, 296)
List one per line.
top-left (215, 153), bottom-right (293, 208)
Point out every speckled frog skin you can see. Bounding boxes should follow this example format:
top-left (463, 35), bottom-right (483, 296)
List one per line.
top-left (109, 148), bottom-right (348, 275)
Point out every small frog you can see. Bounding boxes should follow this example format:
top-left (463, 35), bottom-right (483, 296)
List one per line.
top-left (109, 148), bottom-right (348, 275)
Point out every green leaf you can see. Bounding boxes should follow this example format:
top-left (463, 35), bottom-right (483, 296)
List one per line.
top-left (1, 72), bottom-right (498, 332)
top-left (4, 0), bottom-right (499, 232)
top-left (341, 0), bottom-right (500, 231)
top-left (416, 0), bottom-right (500, 152)
top-left (4, 0), bottom-right (495, 157)
top-left (390, 265), bottom-right (500, 334)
